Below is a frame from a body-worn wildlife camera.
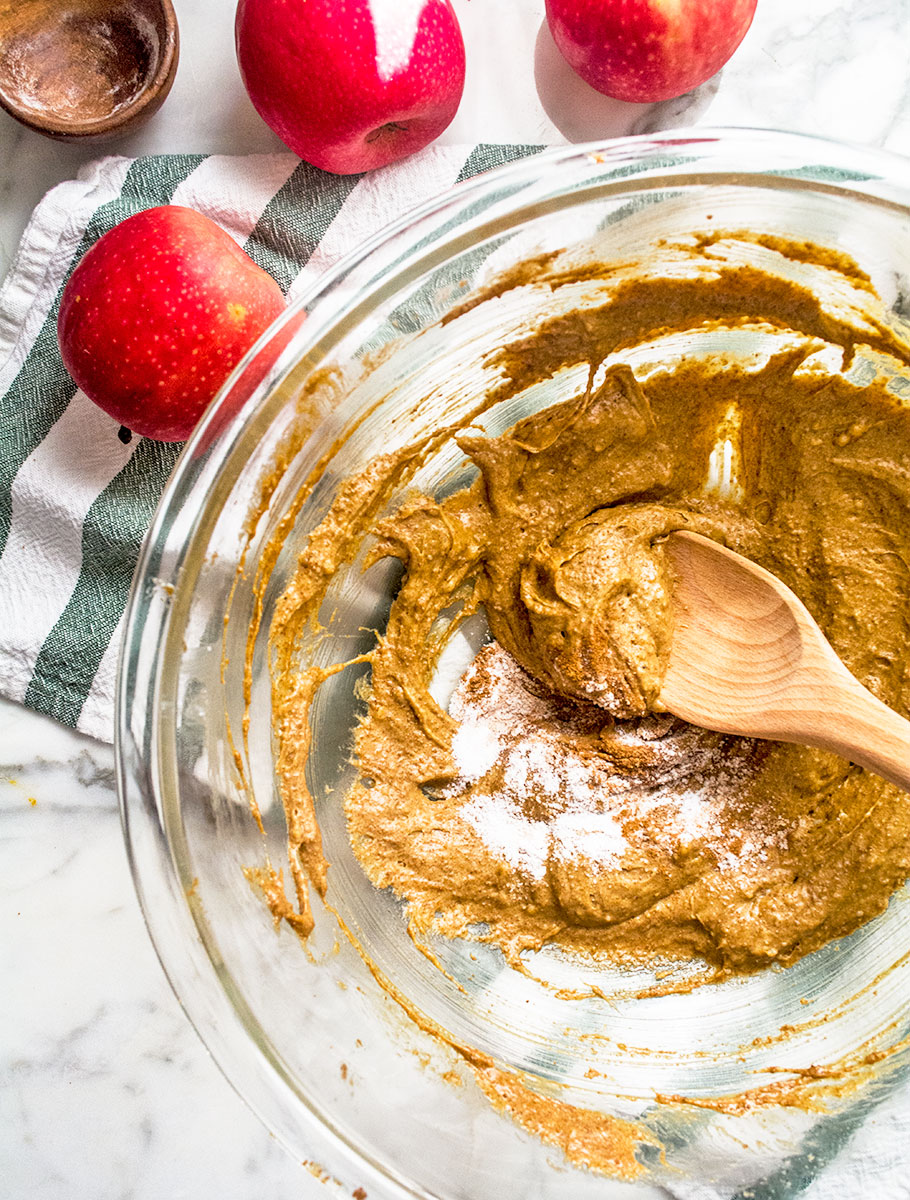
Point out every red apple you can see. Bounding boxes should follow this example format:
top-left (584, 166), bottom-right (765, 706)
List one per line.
top-left (235, 0), bottom-right (466, 175)
top-left (57, 206), bottom-right (287, 442)
top-left (544, 0), bottom-right (757, 104)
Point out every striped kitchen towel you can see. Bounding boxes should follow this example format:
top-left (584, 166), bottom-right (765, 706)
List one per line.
top-left (0, 143), bottom-right (542, 742)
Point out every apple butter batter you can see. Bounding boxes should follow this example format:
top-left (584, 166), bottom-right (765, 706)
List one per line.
top-left (269, 231), bottom-right (910, 980)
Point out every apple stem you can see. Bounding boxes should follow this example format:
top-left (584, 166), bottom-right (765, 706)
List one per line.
top-left (365, 121), bottom-right (409, 144)
top-left (117, 426), bottom-right (133, 444)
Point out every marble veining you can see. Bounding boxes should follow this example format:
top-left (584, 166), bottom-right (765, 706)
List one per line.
top-left (3, 0), bottom-right (910, 1197)
top-left (2, 699), bottom-right (306, 1200)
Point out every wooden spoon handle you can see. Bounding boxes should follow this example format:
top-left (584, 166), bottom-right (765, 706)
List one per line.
top-left (792, 661), bottom-right (910, 792)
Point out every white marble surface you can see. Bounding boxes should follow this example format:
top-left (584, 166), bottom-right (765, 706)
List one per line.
top-left (3, 1), bottom-right (910, 1198)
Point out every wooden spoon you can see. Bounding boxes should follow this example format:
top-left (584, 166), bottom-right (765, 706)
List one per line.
top-left (660, 531), bottom-right (910, 792)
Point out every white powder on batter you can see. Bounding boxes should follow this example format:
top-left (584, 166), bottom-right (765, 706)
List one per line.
top-left (447, 642), bottom-right (784, 882)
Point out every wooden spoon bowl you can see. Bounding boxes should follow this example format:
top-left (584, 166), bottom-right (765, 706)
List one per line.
top-left (0, 0), bottom-right (179, 142)
top-left (660, 531), bottom-right (910, 792)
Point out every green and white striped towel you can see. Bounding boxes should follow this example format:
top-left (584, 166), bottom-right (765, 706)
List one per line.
top-left (0, 143), bottom-right (542, 742)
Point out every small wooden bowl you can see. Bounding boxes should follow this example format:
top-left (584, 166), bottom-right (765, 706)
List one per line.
top-left (0, 0), bottom-right (179, 142)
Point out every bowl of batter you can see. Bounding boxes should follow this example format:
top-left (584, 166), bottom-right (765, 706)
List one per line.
top-left (119, 129), bottom-right (910, 1198)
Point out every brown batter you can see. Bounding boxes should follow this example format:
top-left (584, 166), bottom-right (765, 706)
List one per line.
top-left (269, 231), bottom-right (910, 981)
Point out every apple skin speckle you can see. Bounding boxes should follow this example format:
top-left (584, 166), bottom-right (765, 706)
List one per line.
top-left (57, 206), bottom-right (287, 442)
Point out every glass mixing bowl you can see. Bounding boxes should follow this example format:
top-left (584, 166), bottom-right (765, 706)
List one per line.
top-left (118, 129), bottom-right (910, 1199)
